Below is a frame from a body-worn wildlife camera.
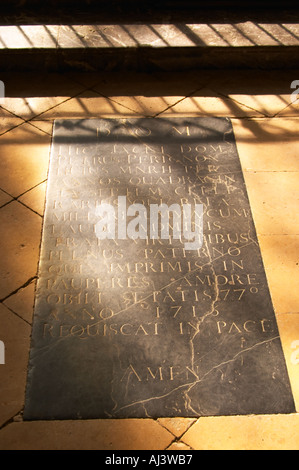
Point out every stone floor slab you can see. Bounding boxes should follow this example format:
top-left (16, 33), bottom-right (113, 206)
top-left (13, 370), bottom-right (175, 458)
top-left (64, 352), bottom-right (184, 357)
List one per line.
top-left (181, 414), bottom-right (299, 450)
top-left (222, 94), bottom-right (294, 118)
top-left (0, 110), bottom-right (24, 136)
top-left (258, 235), bottom-right (299, 314)
top-left (233, 118), bottom-right (299, 172)
top-left (159, 90), bottom-right (263, 117)
top-left (0, 123), bottom-right (50, 197)
top-left (3, 279), bottom-right (36, 324)
top-left (276, 313), bottom-right (299, 410)
top-left (18, 181), bottom-right (47, 216)
top-left (0, 202), bottom-right (42, 300)
top-left (0, 69), bottom-right (298, 450)
top-left (33, 91), bottom-right (182, 120)
top-left (0, 304), bottom-right (31, 426)
top-left (1, 96), bottom-right (77, 121)
top-left (23, 117), bottom-right (295, 420)
top-left (157, 418), bottom-right (197, 438)
top-left (0, 189), bottom-right (13, 208)
top-left (243, 172), bottom-right (299, 235)
top-left (0, 419), bottom-right (174, 450)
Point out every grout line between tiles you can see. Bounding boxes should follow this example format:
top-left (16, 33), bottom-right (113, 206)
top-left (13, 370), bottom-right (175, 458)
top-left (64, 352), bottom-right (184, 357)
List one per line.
top-left (0, 87), bottom-right (93, 129)
top-left (151, 85), bottom-right (208, 118)
top-left (165, 440), bottom-right (194, 450)
top-left (0, 276), bottom-right (37, 304)
top-left (25, 93), bottom-right (87, 122)
top-left (0, 118), bottom-right (27, 137)
top-left (87, 86), bottom-right (159, 117)
top-left (1, 301), bottom-right (32, 326)
top-left (272, 100), bottom-right (299, 117)
top-left (164, 422), bottom-right (197, 450)
top-left (0, 186), bottom-right (14, 201)
top-left (0, 104), bottom-right (27, 122)
top-left (16, 179), bottom-right (48, 200)
top-left (16, 199), bottom-right (43, 218)
top-left (153, 96), bottom-right (194, 118)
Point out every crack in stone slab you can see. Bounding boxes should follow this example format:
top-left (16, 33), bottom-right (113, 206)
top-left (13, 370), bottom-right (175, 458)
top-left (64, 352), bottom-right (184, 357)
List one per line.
top-left (112, 335), bottom-right (280, 416)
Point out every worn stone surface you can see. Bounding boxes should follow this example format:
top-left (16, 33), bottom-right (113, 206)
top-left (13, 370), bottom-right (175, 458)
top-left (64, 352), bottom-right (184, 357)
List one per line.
top-left (181, 414), bottom-right (299, 450)
top-left (24, 117), bottom-right (295, 420)
top-left (0, 23), bottom-right (299, 72)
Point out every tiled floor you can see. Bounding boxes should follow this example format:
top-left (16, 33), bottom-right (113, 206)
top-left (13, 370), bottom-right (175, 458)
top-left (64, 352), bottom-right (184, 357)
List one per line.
top-left (0, 70), bottom-right (298, 450)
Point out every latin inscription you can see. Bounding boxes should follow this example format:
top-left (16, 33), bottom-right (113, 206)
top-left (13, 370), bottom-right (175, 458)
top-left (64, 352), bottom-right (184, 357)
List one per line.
top-left (24, 118), bottom-right (295, 419)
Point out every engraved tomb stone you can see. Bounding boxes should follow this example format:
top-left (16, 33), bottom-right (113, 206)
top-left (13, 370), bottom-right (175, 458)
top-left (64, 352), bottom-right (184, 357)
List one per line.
top-left (24, 118), bottom-right (295, 419)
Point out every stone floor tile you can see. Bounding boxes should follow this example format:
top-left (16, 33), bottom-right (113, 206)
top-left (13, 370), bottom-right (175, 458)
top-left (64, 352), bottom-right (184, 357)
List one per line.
top-left (243, 172), bottom-right (299, 235)
top-left (0, 109), bottom-right (24, 136)
top-left (26, 120), bottom-right (54, 136)
top-left (207, 69), bottom-right (298, 117)
top-left (0, 303), bottom-right (31, 426)
top-left (222, 94), bottom-right (294, 118)
top-left (3, 279), bottom-right (36, 324)
top-left (181, 414), bottom-right (299, 450)
top-left (276, 313), bottom-right (299, 411)
top-left (0, 189), bottom-right (13, 208)
top-left (57, 24), bottom-right (221, 49)
top-left (275, 102), bottom-right (299, 117)
top-left (256, 23), bottom-right (299, 46)
top-left (1, 96), bottom-right (76, 121)
top-left (157, 418), bottom-right (196, 438)
top-left (35, 92), bottom-right (184, 119)
top-left (25, 23), bottom-right (298, 50)
top-left (167, 442), bottom-right (193, 450)
top-left (31, 91), bottom-right (146, 120)
top-left (258, 235), bottom-right (299, 314)
top-left (0, 123), bottom-right (50, 197)
top-left (0, 202), bottom-right (42, 300)
top-left (0, 25), bottom-right (59, 49)
top-left (0, 71), bottom-right (297, 450)
top-left (18, 181), bottom-right (47, 216)
top-left (104, 95), bottom-right (184, 117)
top-left (1, 22), bottom-right (296, 52)
top-left (0, 419), bottom-right (174, 450)
top-left (233, 118), bottom-right (299, 172)
top-left (159, 90), bottom-right (262, 117)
